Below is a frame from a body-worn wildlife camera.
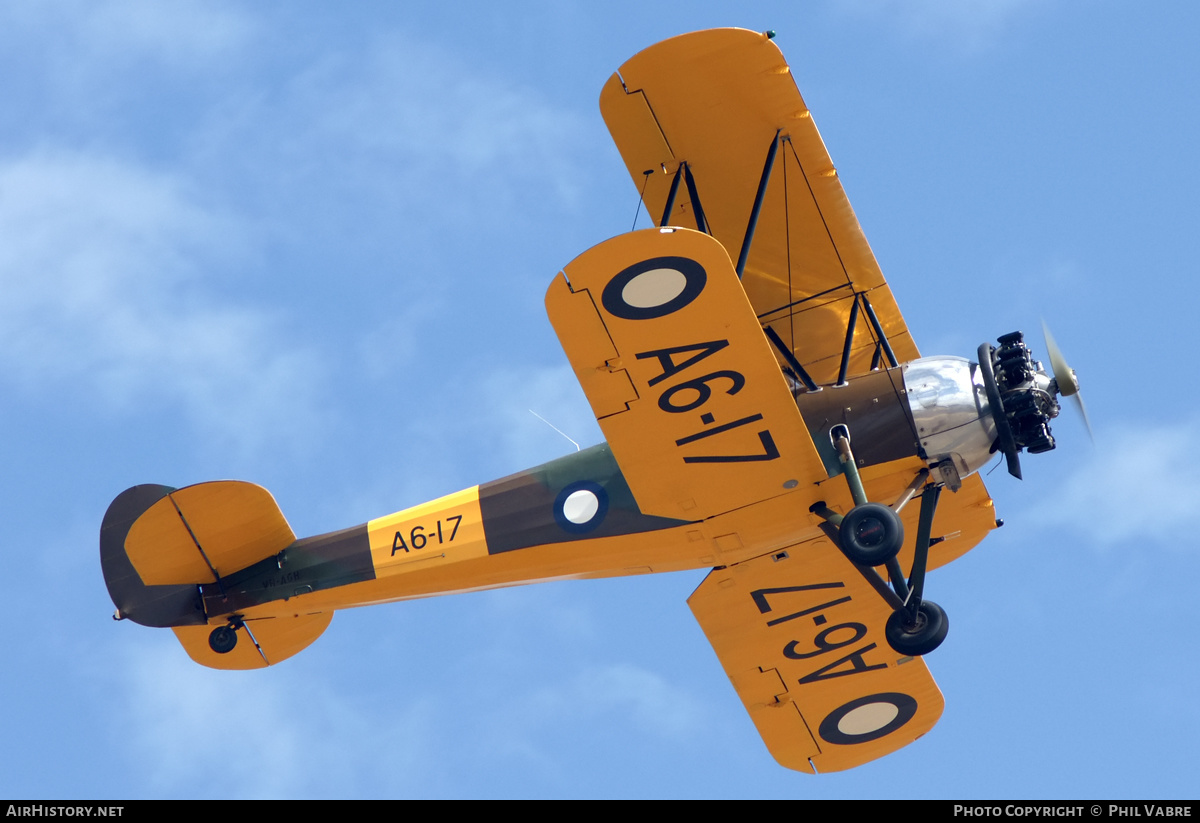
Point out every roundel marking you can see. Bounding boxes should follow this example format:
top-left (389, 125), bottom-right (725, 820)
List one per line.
top-left (818, 693), bottom-right (918, 746)
top-left (562, 489), bottom-right (600, 524)
top-left (600, 256), bottom-right (706, 320)
top-left (622, 268), bottom-right (688, 309)
top-left (553, 481), bottom-right (609, 534)
top-left (838, 701), bottom-right (898, 735)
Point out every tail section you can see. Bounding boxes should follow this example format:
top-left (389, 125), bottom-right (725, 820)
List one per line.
top-left (101, 481), bottom-right (333, 669)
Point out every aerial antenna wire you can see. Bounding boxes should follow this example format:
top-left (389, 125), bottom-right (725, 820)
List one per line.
top-left (528, 409), bottom-right (581, 451)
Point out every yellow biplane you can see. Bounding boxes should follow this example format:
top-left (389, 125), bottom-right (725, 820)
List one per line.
top-left (101, 28), bottom-right (1084, 773)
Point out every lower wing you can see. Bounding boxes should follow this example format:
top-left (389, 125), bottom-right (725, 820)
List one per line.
top-left (688, 531), bottom-right (944, 773)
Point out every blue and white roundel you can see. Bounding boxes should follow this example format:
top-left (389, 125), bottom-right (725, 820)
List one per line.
top-left (553, 481), bottom-right (609, 534)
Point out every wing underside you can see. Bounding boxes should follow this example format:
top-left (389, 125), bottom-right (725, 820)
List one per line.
top-left (546, 227), bottom-right (828, 520)
top-left (601, 28), bottom-right (918, 386)
top-left (688, 533), bottom-right (944, 773)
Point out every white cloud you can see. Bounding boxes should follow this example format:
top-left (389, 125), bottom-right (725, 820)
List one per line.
top-left (113, 624), bottom-right (703, 798)
top-left (118, 642), bottom-right (433, 798)
top-left (125, 650), bottom-right (303, 797)
top-left (1028, 418), bottom-right (1200, 548)
top-left (564, 663), bottom-right (708, 738)
top-left (0, 151), bottom-right (324, 450)
top-left (250, 33), bottom-right (589, 218)
top-left (837, 0), bottom-right (1041, 49)
top-left (83, 0), bottom-right (254, 65)
top-left (0, 0), bottom-right (254, 69)
top-left (464, 658), bottom-right (709, 776)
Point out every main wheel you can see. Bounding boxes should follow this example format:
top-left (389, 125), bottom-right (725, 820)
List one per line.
top-left (208, 625), bottom-right (238, 654)
top-left (885, 601), bottom-right (948, 657)
top-left (838, 503), bottom-right (904, 566)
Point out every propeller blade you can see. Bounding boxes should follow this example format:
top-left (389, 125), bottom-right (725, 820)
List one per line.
top-left (1071, 393), bottom-right (1095, 443)
top-left (1042, 321), bottom-right (1079, 397)
top-left (1042, 321), bottom-right (1092, 441)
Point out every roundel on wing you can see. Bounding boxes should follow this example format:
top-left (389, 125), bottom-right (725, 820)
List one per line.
top-left (818, 692), bottom-right (918, 746)
top-left (553, 481), bottom-right (609, 534)
top-left (600, 256), bottom-right (706, 320)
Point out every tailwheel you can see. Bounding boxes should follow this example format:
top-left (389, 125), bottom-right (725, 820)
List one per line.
top-left (838, 503), bottom-right (904, 566)
top-left (885, 601), bottom-right (949, 657)
top-left (208, 624), bottom-right (238, 654)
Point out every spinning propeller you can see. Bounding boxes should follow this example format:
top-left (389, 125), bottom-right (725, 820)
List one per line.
top-left (979, 325), bottom-right (1089, 480)
top-left (1042, 321), bottom-right (1093, 441)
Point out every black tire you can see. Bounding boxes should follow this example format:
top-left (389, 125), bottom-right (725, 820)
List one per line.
top-left (885, 601), bottom-right (949, 657)
top-left (208, 625), bottom-right (238, 654)
top-left (838, 503), bottom-right (904, 566)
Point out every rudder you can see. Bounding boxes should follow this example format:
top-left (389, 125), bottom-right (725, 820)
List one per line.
top-left (101, 484), bottom-right (207, 628)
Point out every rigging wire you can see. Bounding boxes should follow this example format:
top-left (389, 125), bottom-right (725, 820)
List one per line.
top-left (783, 136), bottom-right (795, 358)
top-left (631, 169), bottom-right (654, 231)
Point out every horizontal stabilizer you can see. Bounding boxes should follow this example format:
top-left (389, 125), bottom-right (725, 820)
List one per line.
top-left (125, 481), bottom-right (296, 586)
top-left (102, 481), bottom-right (298, 628)
top-left (173, 612), bottom-right (333, 670)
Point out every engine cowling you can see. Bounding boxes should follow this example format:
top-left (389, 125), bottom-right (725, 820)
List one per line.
top-left (901, 355), bottom-right (998, 488)
top-left (792, 331), bottom-right (1062, 488)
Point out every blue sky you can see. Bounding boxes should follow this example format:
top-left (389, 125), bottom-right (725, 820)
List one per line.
top-left (3, 0), bottom-right (1198, 799)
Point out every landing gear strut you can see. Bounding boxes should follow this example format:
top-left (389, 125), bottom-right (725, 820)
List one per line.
top-left (812, 425), bottom-right (950, 657)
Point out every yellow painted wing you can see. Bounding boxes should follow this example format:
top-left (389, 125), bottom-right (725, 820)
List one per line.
top-left (689, 533), bottom-right (943, 773)
top-left (546, 227), bottom-right (826, 520)
top-left (601, 28), bottom-right (918, 384)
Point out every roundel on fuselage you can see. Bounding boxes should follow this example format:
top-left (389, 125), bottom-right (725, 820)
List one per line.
top-left (552, 481), bottom-right (609, 534)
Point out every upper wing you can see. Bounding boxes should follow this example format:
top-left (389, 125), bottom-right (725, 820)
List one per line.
top-left (601, 28), bottom-right (918, 385)
top-left (689, 531), bottom-right (944, 773)
top-left (546, 227), bottom-right (827, 520)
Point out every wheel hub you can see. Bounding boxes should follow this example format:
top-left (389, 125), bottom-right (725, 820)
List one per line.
top-left (854, 517), bottom-right (886, 547)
